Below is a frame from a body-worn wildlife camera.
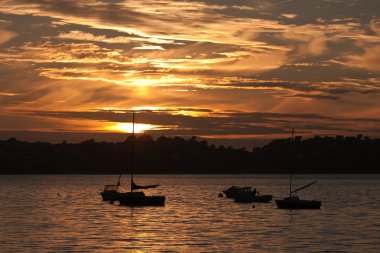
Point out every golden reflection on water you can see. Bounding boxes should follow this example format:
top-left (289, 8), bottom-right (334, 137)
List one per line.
top-left (0, 175), bottom-right (380, 252)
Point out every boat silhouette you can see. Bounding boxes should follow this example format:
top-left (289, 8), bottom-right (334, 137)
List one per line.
top-left (101, 112), bottom-right (165, 206)
top-left (223, 186), bottom-right (251, 198)
top-left (233, 187), bottom-right (256, 203)
top-left (223, 186), bottom-right (272, 203)
top-left (275, 176), bottom-right (321, 209)
top-left (276, 129), bottom-right (321, 209)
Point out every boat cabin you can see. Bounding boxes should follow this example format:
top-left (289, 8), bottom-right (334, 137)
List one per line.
top-left (103, 184), bottom-right (119, 193)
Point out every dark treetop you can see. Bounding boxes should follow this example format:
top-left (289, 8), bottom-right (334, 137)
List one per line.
top-left (1, 134), bottom-right (379, 174)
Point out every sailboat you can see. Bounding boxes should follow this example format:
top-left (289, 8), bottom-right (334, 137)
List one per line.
top-left (275, 175), bottom-right (321, 209)
top-left (100, 174), bottom-right (123, 202)
top-left (101, 112), bottom-right (165, 206)
top-left (275, 129), bottom-right (321, 209)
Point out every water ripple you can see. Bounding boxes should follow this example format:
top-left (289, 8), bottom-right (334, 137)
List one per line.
top-left (0, 174), bottom-right (380, 252)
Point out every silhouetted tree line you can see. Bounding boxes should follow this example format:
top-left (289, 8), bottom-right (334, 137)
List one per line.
top-left (252, 135), bottom-right (380, 173)
top-left (0, 135), bottom-right (250, 174)
top-left (0, 134), bottom-right (379, 174)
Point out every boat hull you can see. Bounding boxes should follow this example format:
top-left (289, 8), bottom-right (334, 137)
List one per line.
top-left (102, 191), bottom-right (166, 206)
top-left (254, 195), bottom-right (272, 203)
top-left (234, 195), bottom-right (253, 203)
top-left (101, 191), bottom-right (123, 201)
top-left (119, 195), bottom-right (166, 206)
top-left (234, 191), bottom-right (255, 203)
top-left (275, 199), bottom-right (321, 209)
top-left (222, 190), bottom-right (235, 198)
top-left (117, 192), bottom-right (165, 206)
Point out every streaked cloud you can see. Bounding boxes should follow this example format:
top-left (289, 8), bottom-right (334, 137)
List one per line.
top-left (281, 13), bottom-right (298, 19)
top-left (0, 20), bottom-right (17, 45)
top-left (344, 45), bottom-right (380, 72)
top-left (15, 109), bottom-right (380, 138)
top-left (0, 0), bottom-right (379, 144)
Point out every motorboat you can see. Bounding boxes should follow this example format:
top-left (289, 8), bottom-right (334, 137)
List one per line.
top-left (223, 186), bottom-right (251, 198)
top-left (233, 187), bottom-right (256, 203)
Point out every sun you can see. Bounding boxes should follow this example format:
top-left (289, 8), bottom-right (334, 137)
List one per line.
top-left (106, 122), bottom-right (155, 133)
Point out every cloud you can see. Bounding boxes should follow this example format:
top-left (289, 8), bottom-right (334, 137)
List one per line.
top-left (132, 45), bottom-right (165, 50)
top-left (284, 93), bottom-right (340, 100)
top-left (0, 20), bottom-right (17, 45)
top-left (1, 41), bottom-right (134, 65)
top-left (58, 30), bottom-right (107, 41)
top-left (0, 0), bottom-right (379, 141)
top-left (370, 19), bottom-right (380, 36)
top-left (280, 13), bottom-right (297, 19)
top-left (15, 109), bottom-right (380, 138)
top-left (0, 39), bottom-right (289, 83)
top-left (208, 49), bottom-right (289, 75)
top-left (280, 24), bottom-right (328, 56)
top-left (344, 45), bottom-right (380, 72)
top-left (58, 30), bottom-right (177, 45)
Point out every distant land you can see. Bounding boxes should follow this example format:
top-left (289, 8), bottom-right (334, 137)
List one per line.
top-left (1, 134), bottom-right (379, 174)
top-left (0, 131), bottom-right (271, 149)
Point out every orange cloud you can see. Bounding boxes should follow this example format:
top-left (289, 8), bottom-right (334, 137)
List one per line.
top-left (0, 0), bottom-right (380, 140)
top-left (345, 45), bottom-right (380, 72)
top-left (0, 20), bottom-right (17, 45)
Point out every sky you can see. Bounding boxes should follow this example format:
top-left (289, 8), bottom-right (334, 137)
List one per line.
top-left (0, 0), bottom-right (379, 147)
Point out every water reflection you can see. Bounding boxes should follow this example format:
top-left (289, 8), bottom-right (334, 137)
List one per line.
top-left (0, 175), bottom-right (379, 252)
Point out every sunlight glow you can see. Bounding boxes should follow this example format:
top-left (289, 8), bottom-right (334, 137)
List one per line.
top-left (105, 122), bottom-right (157, 133)
top-left (130, 106), bottom-right (165, 111)
top-left (172, 110), bottom-right (208, 117)
top-left (127, 75), bottom-right (189, 87)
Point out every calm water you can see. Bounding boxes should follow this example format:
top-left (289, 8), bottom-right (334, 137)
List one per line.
top-left (1, 174), bottom-right (379, 252)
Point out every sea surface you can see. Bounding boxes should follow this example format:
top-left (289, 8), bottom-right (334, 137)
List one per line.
top-left (0, 174), bottom-right (379, 252)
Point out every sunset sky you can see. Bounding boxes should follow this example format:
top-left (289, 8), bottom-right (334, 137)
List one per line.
top-left (0, 0), bottom-right (379, 147)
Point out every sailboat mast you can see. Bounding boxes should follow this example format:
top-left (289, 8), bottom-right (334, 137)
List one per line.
top-left (289, 128), bottom-right (295, 198)
top-left (130, 112), bottom-right (135, 192)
